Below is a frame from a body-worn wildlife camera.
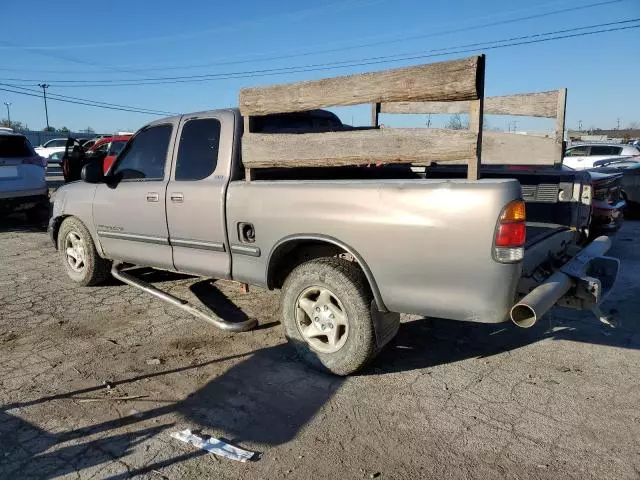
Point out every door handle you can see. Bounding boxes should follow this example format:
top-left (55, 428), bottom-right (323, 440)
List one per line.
top-left (170, 192), bottom-right (184, 203)
top-left (146, 192), bottom-right (159, 202)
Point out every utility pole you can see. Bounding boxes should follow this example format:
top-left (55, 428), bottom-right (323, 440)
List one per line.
top-left (38, 83), bottom-right (50, 130)
top-left (578, 120), bottom-right (582, 131)
top-left (3, 102), bottom-right (11, 124)
top-left (616, 118), bottom-right (621, 130)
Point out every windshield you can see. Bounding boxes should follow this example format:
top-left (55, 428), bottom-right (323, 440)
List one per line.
top-left (0, 135), bottom-right (36, 158)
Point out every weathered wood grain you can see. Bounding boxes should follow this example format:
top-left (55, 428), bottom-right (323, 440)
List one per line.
top-left (242, 129), bottom-right (478, 168)
top-left (468, 99), bottom-right (483, 180)
top-left (371, 102), bottom-right (380, 127)
top-left (482, 132), bottom-right (556, 165)
top-left (555, 88), bottom-right (567, 163)
top-left (381, 90), bottom-right (561, 118)
top-left (466, 54), bottom-right (485, 180)
top-left (239, 56), bottom-right (481, 116)
top-left (244, 116), bottom-right (253, 181)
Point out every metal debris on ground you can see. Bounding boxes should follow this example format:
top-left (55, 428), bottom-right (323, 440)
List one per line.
top-left (169, 429), bottom-right (256, 462)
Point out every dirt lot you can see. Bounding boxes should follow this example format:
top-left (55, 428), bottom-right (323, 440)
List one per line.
top-left (1, 168), bottom-right (639, 479)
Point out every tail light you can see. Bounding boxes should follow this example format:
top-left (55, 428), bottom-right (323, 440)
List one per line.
top-left (22, 156), bottom-right (47, 168)
top-left (494, 200), bottom-right (526, 263)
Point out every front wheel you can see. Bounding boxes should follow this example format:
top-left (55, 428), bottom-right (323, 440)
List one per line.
top-left (281, 257), bottom-right (379, 376)
top-left (58, 217), bottom-right (111, 286)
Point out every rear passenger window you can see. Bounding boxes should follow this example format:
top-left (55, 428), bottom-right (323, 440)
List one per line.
top-left (566, 146), bottom-right (589, 156)
top-left (175, 119), bottom-right (221, 181)
top-left (590, 146), bottom-right (621, 155)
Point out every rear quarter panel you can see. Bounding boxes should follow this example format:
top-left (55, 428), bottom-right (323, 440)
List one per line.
top-left (226, 178), bottom-right (523, 323)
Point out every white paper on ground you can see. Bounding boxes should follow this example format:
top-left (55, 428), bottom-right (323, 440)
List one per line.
top-left (169, 429), bottom-right (255, 462)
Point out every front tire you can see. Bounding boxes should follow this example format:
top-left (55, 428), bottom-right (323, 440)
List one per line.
top-left (58, 217), bottom-right (111, 286)
top-left (281, 257), bottom-right (378, 376)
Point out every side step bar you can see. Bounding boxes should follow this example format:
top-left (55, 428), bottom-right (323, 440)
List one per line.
top-left (111, 262), bottom-right (257, 333)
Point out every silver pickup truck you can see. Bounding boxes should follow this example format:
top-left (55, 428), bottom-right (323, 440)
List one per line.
top-left (49, 108), bottom-right (619, 375)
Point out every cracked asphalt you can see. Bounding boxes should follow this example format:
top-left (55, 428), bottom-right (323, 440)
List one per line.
top-left (0, 168), bottom-right (639, 479)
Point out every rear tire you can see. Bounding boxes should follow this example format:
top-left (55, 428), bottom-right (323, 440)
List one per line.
top-left (281, 257), bottom-right (378, 376)
top-left (58, 217), bottom-right (111, 286)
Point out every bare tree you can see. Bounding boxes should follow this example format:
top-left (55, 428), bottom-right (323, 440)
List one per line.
top-left (445, 114), bottom-right (468, 130)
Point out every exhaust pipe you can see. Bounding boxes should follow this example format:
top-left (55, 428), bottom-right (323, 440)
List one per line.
top-left (510, 236), bottom-right (613, 328)
top-left (510, 271), bottom-right (573, 328)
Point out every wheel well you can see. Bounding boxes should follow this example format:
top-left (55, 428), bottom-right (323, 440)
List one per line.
top-left (267, 238), bottom-right (386, 311)
top-left (50, 215), bottom-right (69, 249)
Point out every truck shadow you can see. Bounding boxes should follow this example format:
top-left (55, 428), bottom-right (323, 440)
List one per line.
top-left (2, 312), bottom-right (636, 478)
top-left (0, 344), bottom-right (341, 479)
top-left (369, 311), bottom-right (639, 375)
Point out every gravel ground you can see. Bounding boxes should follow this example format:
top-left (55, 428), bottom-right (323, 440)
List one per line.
top-left (0, 169), bottom-right (639, 479)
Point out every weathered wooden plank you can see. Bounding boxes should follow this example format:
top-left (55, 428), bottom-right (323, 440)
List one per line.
top-left (239, 56), bottom-right (482, 116)
top-left (242, 129), bottom-right (478, 168)
top-left (371, 102), bottom-right (381, 127)
top-left (468, 100), bottom-right (483, 180)
top-left (466, 54), bottom-right (485, 180)
top-left (244, 116), bottom-right (252, 181)
top-left (484, 91), bottom-right (559, 118)
top-left (381, 90), bottom-right (561, 118)
top-left (555, 88), bottom-right (567, 163)
top-left (482, 132), bottom-right (556, 165)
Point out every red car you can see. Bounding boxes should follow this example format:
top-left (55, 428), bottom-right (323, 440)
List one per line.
top-left (62, 135), bottom-right (131, 182)
top-left (98, 135), bottom-right (131, 173)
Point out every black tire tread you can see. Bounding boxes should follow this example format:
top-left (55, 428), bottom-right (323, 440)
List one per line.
top-left (58, 217), bottom-right (111, 286)
top-left (281, 256), bottom-right (377, 376)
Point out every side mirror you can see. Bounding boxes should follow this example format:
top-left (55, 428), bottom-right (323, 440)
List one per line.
top-left (81, 161), bottom-right (105, 184)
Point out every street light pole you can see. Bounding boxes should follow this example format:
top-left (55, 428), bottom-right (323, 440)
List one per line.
top-left (3, 102), bottom-right (11, 124)
top-left (38, 83), bottom-right (50, 130)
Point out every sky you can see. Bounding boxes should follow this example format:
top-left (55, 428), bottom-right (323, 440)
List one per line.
top-left (1, 0), bottom-right (639, 133)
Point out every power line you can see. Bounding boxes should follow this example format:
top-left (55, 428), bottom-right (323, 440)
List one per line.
top-left (3, 19), bottom-right (637, 88)
top-left (0, 83), bottom-right (177, 115)
top-left (0, 0), bottom-right (621, 75)
top-left (0, 87), bottom-right (176, 116)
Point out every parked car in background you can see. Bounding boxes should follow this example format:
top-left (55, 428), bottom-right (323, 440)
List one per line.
top-left (81, 138), bottom-right (99, 150)
top-left (588, 171), bottom-right (625, 237)
top-left (589, 158), bottom-right (640, 218)
top-left (564, 143), bottom-right (640, 170)
top-left (34, 138), bottom-right (70, 163)
top-left (61, 135), bottom-right (131, 182)
top-left (0, 131), bottom-right (48, 221)
top-left (101, 137), bottom-right (130, 173)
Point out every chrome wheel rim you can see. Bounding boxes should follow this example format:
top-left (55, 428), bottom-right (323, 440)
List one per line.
top-left (64, 231), bottom-right (86, 273)
top-left (295, 286), bottom-right (349, 353)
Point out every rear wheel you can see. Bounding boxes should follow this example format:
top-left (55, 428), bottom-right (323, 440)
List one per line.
top-left (58, 217), bottom-right (111, 286)
top-left (281, 257), bottom-right (378, 375)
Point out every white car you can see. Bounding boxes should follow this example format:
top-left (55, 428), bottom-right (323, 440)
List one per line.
top-left (564, 143), bottom-right (640, 170)
top-left (0, 131), bottom-right (49, 221)
top-left (34, 138), bottom-right (69, 164)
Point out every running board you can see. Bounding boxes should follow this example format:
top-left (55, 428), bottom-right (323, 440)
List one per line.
top-left (111, 262), bottom-right (257, 333)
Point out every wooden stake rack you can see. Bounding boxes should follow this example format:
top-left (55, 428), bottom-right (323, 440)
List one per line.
top-left (380, 88), bottom-right (567, 166)
top-left (240, 55), bottom-right (486, 180)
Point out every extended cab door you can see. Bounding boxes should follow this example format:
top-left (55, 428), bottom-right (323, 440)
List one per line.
top-left (165, 112), bottom-right (232, 278)
top-left (93, 121), bottom-right (177, 269)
